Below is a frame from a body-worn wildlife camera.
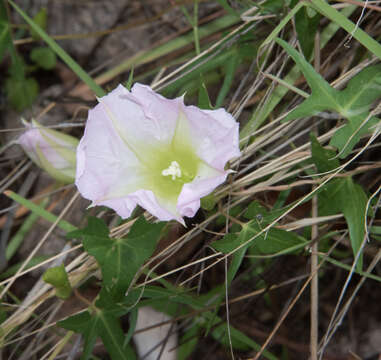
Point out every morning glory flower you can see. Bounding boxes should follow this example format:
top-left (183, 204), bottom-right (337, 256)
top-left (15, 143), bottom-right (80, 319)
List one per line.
top-left (18, 119), bottom-right (78, 183)
top-left (75, 83), bottom-right (240, 223)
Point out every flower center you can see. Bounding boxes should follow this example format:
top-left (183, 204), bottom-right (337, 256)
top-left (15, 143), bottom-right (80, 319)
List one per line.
top-left (142, 142), bottom-right (201, 201)
top-left (161, 161), bottom-right (182, 180)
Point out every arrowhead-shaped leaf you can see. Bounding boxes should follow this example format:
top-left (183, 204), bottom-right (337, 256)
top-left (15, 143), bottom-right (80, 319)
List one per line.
top-left (318, 176), bottom-right (368, 271)
top-left (337, 177), bottom-right (368, 270)
top-left (276, 38), bottom-right (381, 157)
top-left (276, 37), bottom-right (339, 122)
top-left (68, 216), bottom-right (164, 300)
top-left (59, 305), bottom-right (136, 360)
top-left (310, 133), bottom-right (340, 173)
top-left (58, 311), bottom-right (98, 360)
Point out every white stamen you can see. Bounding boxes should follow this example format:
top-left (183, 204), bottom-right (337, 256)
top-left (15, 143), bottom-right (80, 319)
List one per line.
top-left (162, 161), bottom-right (182, 180)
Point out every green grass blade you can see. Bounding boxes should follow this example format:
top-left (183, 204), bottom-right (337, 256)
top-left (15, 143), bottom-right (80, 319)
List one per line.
top-left (311, 0), bottom-right (381, 60)
top-left (4, 190), bottom-right (77, 233)
top-left (6, 197), bottom-right (49, 261)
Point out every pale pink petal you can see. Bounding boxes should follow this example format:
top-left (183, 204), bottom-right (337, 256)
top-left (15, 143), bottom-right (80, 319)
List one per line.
top-left (130, 190), bottom-right (182, 223)
top-left (97, 197), bottom-right (137, 219)
top-left (75, 104), bottom-right (142, 202)
top-left (18, 126), bottom-right (44, 166)
top-left (95, 189), bottom-right (182, 223)
top-left (177, 162), bottom-right (227, 218)
top-left (130, 83), bottom-right (183, 142)
top-left (98, 84), bottom-right (181, 146)
top-left (183, 106), bottom-right (241, 170)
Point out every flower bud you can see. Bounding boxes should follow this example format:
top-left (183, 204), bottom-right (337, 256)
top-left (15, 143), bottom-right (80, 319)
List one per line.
top-left (18, 119), bottom-right (78, 183)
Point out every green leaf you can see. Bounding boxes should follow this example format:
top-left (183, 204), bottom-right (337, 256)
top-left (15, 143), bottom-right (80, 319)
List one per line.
top-left (5, 75), bottom-right (38, 111)
top-left (318, 176), bottom-right (368, 271)
top-left (42, 264), bottom-right (72, 299)
top-left (200, 193), bottom-right (217, 211)
top-left (5, 54), bottom-right (36, 112)
top-left (8, 53), bottom-right (26, 79)
top-left (244, 200), bottom-right (295, 227)
top-left (337, 177), bottom-right (368, 271)
top-left (30, 46), bottom-right (57, 70)
top-left (276, 37), bottom-right (339, 122)
top-left (293, 3), bottom-right (321, 59)
top-left (261, 0), bottom-right (285, 13)
top-left (277, 38), bottom-right (381, 157)
top-left (198, 75), bottom-right (213, 109)
top-left (330, 64), bottom-right (381, 157)
top-left (212, 322), bottom-right (250, 350)
top-left (310, 133), bottom-right (340, 173)
top-left (212, 233), bottom-right (243, 254)
top-left (30, 7), bottom-right (47, 40)
top-left (225, 201), bottom-right (308, 256)
top-left (247, 221), bottom-right (306, 255)
top-left (330, 115), bottom-right (379, 158)
top-left (215, 49), bottom-right (239, 108)
top-left (125, 69), bottom-right (134, 91)
top-left (97, 311), bottom-right (136, 360)
top-left (178, 324), bottom-right (199, 360)
top-left (124, 308), bottom-right (138, 345)
top-left (59, 310), bottom-right (92, 333)
top-left (318, 179), bottom-right (345, 216)
top-left (0, 20), bottom-right (11, 61)
top-left (216, 204), bottom-right (243, 226)
top-left (67, 216), bottom-right (109, 239)
top-left (370, 226), bottom-right (381, 236)
top-left (244, 201), bottom-right (268, 221)
top-left (226, 227), bottom-right (251, 284)
top-left (68, 217), bottom-right (163, 299)
top-left (59, 306), bottom-right (136, 360)
top-left (0, 2), bottom-right (13, 62)
top-left (208, 311), bottom-right (276, 359)
top-left (213, 220), bottom-right (306, 284)
top-left (212, 230), bottom-right (250, 284)
top-left (240, 5), bottom-right (357, 139)
top-left (59, 311), bottom-right (96, 359)
top-left (335, 65), bottom-right (381, 114)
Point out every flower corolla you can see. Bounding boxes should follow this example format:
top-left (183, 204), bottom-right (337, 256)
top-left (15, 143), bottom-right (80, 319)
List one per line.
top-left (75, 83), bottom-right (240, 223)
top-left (18, 119), bottom-right (78, 183)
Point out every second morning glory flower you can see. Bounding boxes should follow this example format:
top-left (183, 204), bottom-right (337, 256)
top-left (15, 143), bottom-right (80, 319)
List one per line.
top-left (75, 83), bottom-right (240, 223)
